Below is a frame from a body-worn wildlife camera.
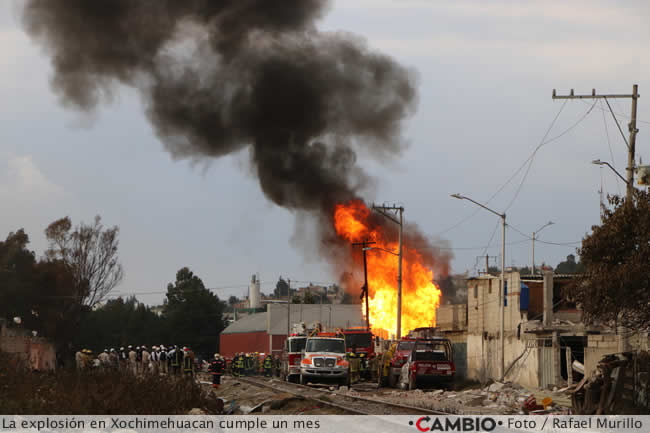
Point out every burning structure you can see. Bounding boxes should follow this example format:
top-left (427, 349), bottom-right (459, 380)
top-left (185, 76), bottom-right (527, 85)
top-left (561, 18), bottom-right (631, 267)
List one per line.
top-left (22, 0), bottom-right (450, 336)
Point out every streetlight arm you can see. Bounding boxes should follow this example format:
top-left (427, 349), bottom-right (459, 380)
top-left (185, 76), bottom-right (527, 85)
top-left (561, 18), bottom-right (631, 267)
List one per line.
top-left (534, 221), bottom-right (554, 235)
top-left (451, 194), bottom-right (505, 219)
top-left (592, 160), bottom-right (629, 185)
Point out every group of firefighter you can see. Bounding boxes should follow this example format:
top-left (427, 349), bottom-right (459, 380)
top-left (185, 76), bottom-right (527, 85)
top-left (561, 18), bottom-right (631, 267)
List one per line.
top-left (230, 352), bottom-right (281, 378)
top-left (75, 345), bottom-right (208, 378)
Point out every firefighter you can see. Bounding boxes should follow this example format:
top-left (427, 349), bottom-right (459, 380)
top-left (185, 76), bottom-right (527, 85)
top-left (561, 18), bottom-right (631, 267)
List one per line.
top-left (172, 345), bottom-right (183, 376)
top-left (358, 352), bottom-right (368, 380)
top-left (263, 353), bottom-right (273, 377)
top-left (182, 347), bottom-right (194, 377)
top-left (233, 353), bottom-right (244, 377)
top-left (377, 343), bottom-right (396, 387)
top-left (159, 345), bottom-right (168, 374)
top-left (141, 346), bottom-right (150, 375)
top-left (119, 347), bottom-right (128, 370)
top-left (253, 352), bottom-right (260, 376)
top-left (209, 353), bottom-right (225, 388)
top-left (274, 354), bottom-right (281, 377)
top-left (348, 350), bottom-right (359, 384)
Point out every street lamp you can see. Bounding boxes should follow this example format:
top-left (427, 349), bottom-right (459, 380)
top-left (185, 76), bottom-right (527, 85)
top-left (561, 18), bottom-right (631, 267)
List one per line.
top-left (592, 159), bottom-right (629, 185)
top-left (532, 221), bottom-right (554, 275)
top-left (451, 193), bottom-right (506, 380)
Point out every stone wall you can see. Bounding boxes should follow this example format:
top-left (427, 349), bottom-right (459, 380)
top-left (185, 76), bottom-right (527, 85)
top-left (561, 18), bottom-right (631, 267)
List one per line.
top-left (0, 335), bottom-right (57, 371)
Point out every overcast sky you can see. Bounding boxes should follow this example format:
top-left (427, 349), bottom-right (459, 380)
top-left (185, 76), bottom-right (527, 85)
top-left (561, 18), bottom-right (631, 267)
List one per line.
top-left (1, 0), bottom-right (649, 305)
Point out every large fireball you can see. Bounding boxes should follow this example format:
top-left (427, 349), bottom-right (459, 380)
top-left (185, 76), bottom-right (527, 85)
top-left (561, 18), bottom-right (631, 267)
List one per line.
top-left (334, 200), bottom-right (442, 337)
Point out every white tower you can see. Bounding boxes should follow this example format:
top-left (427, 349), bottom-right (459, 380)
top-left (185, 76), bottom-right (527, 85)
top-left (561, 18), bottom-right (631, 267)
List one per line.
top-left (249, 273), bottom-right (261, 309)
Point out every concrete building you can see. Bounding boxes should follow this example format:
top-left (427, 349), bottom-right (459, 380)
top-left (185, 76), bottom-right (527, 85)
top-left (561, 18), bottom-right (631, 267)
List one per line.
top-left (219, 303), bottom-right (364, 357)
top-left (460, 271), bottom-right (649, 389)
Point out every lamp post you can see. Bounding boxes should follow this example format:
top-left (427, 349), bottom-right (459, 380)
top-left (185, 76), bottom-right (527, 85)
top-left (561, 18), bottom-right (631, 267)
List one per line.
top-left (532, 221), bottom-right (554, 275)
top-left (592, 159), bottom-right (629, 185)
top-left (451, 193), bottom-right (506, 379)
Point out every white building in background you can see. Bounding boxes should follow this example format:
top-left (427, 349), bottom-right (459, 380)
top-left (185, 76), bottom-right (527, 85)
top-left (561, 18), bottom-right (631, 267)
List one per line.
top-left (248, 273), bottom-right (261, 309)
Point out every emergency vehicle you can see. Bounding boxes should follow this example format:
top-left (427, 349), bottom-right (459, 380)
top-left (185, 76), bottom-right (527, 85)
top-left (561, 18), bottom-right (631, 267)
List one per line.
top-left (299, 329), bottom-right (350, 386)
top-left (341, 327), bottom-right (375, 380)
top-left (281, 323), bottom-right (308, 382)
top-left (388, 327), bottom-right (455, 388)
top-left (398, 337), bottom-right (455, 389)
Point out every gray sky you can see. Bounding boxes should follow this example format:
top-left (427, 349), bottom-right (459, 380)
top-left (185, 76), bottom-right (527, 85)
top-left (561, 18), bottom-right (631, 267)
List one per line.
top-left (1, 0), bottom-right (649, 305)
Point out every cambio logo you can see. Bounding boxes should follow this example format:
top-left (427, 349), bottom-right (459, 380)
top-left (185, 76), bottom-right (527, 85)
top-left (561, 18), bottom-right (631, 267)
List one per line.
top-left (409, 416), bottom-right (499, 432)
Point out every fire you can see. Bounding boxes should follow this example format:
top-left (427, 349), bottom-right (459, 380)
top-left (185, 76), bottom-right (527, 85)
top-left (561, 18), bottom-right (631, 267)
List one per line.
top-left (334, 200), bottom-right (442, 337)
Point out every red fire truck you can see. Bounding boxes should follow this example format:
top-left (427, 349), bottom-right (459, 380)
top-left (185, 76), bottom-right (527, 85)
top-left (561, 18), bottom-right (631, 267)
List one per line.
top-left (341, 327), bottom-right (375, 380)
top-left (281, 333), bottom-right (307, 383)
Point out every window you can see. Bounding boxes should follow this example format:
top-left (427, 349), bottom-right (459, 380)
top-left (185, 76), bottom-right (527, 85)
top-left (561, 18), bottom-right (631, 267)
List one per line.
top-left (305, 338), bottom-right (345, 353)
top-left (488, 279), bottom-right (492, 294)
top-left (474, 285), bottom-right (478, 299)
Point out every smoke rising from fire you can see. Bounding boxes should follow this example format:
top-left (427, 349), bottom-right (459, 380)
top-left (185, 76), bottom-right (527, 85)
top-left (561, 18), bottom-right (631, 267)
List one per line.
top-left (22, 0), bottom-right (416, 211)
top-left (23, 1), bottom-right (451, 330)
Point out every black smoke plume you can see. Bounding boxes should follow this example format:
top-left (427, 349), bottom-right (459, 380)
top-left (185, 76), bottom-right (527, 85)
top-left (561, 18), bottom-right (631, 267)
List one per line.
top-left (22, 0), bottom-right (417, 212)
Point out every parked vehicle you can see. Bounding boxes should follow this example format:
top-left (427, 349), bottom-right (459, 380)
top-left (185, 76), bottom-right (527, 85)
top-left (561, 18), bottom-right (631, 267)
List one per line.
top-left (281, 334), bottom-right (307, 383)
top-left (398, 337), bottom-right (455, 390)
top-left (342, 327), bottom-right (376, 381)
top-left (300, 332), bottom-right (350, 386)
top-left (389, 339), bottom-right (416, 387)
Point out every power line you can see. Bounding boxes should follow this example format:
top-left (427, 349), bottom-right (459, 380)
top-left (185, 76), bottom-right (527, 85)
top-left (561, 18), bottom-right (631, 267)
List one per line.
top-left (506, 224), bottom-right (581, 247)
top-left (504, 99), bottom-right (598, 211)
top-left (599, 99), bottom-right (622, 195)
top-left (440, 99), bottom-right (595, 235)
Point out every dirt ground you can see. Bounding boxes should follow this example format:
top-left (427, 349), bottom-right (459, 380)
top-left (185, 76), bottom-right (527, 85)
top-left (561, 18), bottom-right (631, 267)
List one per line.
top-left (200, 375), bottom-right (347, 415)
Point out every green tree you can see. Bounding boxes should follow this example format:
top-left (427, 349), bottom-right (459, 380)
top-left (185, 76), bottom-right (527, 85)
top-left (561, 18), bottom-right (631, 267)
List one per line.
top-left (75, 296), bottom-right (169, 351)
top-left (164, 267), bottom-right (226, 358)
top-left (0, 230), bottom-right (38, 327)
top-left (571, 191), bottom-right (650, 328)
top-left (274, 277), bottom-right (290, 298)
top-left (303, 291), bottom-right (316, 304)
top-left (555, 254), bottom-right (584, 274)
top-left (228, 295), bottom-right (239, 306)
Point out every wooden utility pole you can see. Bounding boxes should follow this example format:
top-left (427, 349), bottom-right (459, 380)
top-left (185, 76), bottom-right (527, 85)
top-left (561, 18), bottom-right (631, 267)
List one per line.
top-left (553, 85), bottom-right (639, 200)
top-left (353, 239), bottom-right (376, 330)
top-left (477, 255), bottom-right (497, 275)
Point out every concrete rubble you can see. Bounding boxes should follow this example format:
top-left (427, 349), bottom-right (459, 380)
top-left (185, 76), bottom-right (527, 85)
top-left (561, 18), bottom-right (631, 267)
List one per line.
top-left (350, 382), bottom-right (573, 415)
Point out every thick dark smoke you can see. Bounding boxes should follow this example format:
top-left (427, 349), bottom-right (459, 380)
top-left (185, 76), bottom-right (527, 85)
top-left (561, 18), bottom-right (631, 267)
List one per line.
top-left (23, 0), bottom-right (417, 212)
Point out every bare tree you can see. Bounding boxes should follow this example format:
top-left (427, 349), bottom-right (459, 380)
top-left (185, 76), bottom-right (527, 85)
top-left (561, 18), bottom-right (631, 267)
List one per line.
top-left (45, 215), bottom-right (124, 307)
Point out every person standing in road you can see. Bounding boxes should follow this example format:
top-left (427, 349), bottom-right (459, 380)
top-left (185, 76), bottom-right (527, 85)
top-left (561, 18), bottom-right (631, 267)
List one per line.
top-left (159, 345), bottom-right (168, 374)
top-left (141, 346), bottom-right (150, 375)
top-left (182, 347), bottom-right (194, 377)
top-left (209, 354), bottom-right (225, 388)
top-left (263, 354), bottom-right (273, 377)
top-left (128, 345), bottom-right (137, 375)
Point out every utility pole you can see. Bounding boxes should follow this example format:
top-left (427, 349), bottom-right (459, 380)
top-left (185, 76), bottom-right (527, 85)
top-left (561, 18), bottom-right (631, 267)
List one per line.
top-left (286, 278), bottom-right (291, 337)
top-left (371, 204), bottom-right (404, 339)
top-left (553, 85), bottom-right (639, 200)
top-left (532, 221), bottom-right (554, 275)
top-left (353, 239), bottom-right (376, 330)
top-left (477, 255), bottom-right (497, 275)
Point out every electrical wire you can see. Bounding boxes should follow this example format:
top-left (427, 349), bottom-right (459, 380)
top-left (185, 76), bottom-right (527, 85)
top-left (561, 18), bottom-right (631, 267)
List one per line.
top-left (600, 99), bottom-right (622, 195)
top-left (504, 99), bottom-right (598, 211)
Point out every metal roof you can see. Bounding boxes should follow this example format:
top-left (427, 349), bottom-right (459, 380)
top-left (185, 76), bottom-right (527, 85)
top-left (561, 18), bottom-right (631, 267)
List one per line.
top-left (222, 303), bottom-right (365, 335)
top-left (221, 312), bottom-right (267, 334)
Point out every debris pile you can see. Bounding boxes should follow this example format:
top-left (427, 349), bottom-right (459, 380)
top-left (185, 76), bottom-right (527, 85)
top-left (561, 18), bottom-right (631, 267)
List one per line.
top-left (570, 351), bottom-right (649, 414)
top-left (364, 382), bottom-right (572, 415)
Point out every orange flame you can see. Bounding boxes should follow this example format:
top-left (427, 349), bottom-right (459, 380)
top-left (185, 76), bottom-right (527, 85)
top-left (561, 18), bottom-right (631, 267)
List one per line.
top-left (334, 200), bottom-right (442, 337)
